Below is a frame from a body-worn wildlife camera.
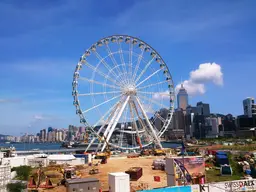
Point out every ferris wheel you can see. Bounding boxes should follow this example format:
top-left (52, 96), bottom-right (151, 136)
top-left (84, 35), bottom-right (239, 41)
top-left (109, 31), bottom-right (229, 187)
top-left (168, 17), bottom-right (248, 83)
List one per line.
top-left (72, 35), bottom-right (175, 152)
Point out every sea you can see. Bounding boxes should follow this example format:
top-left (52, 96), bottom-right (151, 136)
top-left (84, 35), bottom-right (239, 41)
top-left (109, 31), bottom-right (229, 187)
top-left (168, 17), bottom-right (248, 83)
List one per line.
top-left (0, 142), bottom-right (181, 151)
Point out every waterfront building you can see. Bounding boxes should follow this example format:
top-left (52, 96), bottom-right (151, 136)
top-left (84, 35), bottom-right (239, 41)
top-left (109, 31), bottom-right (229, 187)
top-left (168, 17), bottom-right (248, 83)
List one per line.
top-left (184, 112), bottom-right (195, 139)
top-left (177, 83), bottom-right (188, 111)
top-left (193, 115), bottom-right (207, 139)
top-left (186, 105), bottom-right (197, 115)
top-left (79, 126), bottom-right (86, 133)
top-left (48, 127), bottom-right (53, 133)
top-left (166, 109), bottom-right (185, 139)
top-left (41, 129), bottom-right (46, 142)
top-left (196, 102), bottom-right (210, 116)
top-left (243, 97), bottom-right (256, 118)
top-left (205, 117), bottom-right (219, 138)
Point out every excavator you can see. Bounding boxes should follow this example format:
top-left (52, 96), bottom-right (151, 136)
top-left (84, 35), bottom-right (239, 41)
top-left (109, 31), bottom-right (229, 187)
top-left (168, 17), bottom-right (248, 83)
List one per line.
top-left (94, 135), bottom-right (111, 160)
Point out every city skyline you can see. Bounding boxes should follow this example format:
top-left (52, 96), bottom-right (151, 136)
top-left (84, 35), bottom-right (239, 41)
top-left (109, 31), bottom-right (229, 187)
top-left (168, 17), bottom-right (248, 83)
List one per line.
top-left (0, 1), bottom-right (256, 135)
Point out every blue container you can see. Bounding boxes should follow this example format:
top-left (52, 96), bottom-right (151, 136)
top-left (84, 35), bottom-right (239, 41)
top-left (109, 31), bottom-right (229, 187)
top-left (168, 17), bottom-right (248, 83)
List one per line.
top-left (245, 169), bottom-right (251, 175)
top-left (216, 151), bottom-right (227, 156)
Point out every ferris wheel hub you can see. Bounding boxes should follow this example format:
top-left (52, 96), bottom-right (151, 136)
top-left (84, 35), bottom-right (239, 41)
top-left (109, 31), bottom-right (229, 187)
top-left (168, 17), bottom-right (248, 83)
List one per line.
top-left (123, 84), bottom-right (137, 95)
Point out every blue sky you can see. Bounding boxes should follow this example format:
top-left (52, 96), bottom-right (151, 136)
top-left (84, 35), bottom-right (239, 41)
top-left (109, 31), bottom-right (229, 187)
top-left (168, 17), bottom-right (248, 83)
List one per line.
top-left (0, 0), bottom-right (256, 135)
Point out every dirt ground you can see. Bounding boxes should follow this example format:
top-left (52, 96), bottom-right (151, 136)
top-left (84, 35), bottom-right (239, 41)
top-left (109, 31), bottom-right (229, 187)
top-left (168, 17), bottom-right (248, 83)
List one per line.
top-left (49, 156), bottom-right (167, 192)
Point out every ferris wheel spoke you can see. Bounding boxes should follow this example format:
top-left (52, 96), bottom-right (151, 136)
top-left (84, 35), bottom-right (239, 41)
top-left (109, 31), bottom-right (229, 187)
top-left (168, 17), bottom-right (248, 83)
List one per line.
top-left (80, 77), bottom-right (120, 90)
top-left (134, 107), bottom-right (152, 143)
top-left (78, 91), bottom-right (121, 96)
top-left (138, 94), bottom-right (169, 109)
top-left (101, 95), bottom-right (130, 152)
top-left (155, 112), bottom-right (166, 123)
top-left (150, 115), bottom-right (158, 124)
top-left (137, 80), bottom-right (169, 90)
top-left (93, 51), bottom-right (118, 78)
top-left (94, 101), bottom-right (120, 128)
top-left (82, 94), bottom-right (122, 114)
top-left (117, 42), bottom-right (129, 82)
top-left (135, 56), bottom-right (156, 83)
top-left (83, 61), bottom-right (122, 87)
top-left (104, 44), bottom-right (126, 83)
top-left (132, 49), bottom-right (145, 81)
top-left (136, 68), bottom-right (162, 87)
top-left (131, 100), bottom-right (145, 147)
top-left (119, 104), bottom-right (129, 147)
top-left (137, 90), bottom-right (169, 96)
top-left (129, 41), bottom-right (133, 79)
top-left (86, 102), bottom-right (120, 152)
top-left (129, 102), bottom-right (137, 138)
top-left (134, 96), bottom-right (162, 148)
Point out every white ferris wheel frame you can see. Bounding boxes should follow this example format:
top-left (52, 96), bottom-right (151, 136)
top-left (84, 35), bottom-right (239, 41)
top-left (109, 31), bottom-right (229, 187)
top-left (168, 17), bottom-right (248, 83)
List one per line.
top-left (72, 35), bottom-right (175, 151)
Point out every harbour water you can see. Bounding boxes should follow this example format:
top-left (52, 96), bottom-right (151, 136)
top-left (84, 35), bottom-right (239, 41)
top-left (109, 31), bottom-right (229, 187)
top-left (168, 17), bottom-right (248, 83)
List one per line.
top-left (0, 142), bottom-right (181, 151)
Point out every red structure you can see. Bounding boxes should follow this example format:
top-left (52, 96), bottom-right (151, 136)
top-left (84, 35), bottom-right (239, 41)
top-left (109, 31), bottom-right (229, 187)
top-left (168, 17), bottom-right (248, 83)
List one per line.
top-left (154, 176), bottom-right (161, 182)
top-left (27, 176), bottom-right (37, 188)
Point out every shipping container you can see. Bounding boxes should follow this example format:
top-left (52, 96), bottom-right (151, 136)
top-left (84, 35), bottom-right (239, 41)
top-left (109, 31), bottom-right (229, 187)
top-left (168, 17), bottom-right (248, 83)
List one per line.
top-left (125, 167), bottom-right (143, 181)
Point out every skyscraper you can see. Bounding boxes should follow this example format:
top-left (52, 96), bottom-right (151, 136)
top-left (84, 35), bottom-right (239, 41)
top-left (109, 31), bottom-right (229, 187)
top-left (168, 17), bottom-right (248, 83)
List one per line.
top-left (243, 97), bottom-right (256, 117)
top-left (177, 83), bottom-right (188, 111)
top-left (196, 101), bottom-right (210, 116)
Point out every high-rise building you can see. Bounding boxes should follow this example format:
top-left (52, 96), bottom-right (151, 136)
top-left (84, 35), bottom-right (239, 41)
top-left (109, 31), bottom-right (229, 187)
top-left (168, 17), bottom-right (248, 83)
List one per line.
top-left (79, 127), bottom-right (86, 134)
top-left (42, 129), bottom-right (46, 142)
top-left (177, 83), bottom-right (188, 111)
top-left (186, 105), bottom-right (197, 115)
top-left (48, 127), bottom-right (53, 133)
top-left (196, 102), bottom-right (210, 116)
top-left (243, 97), bottom-right (256, 118)
top-left (205, 117), bottom-right (219, 138)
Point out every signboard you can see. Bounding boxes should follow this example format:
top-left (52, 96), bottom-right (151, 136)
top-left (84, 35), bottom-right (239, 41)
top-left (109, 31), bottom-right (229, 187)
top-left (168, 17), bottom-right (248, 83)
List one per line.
top-left (199, 179), bottom-right (256, 192)
top-left (223, 179), bottom-right (256, 191)
top-left (191, 185), bottom-right (200, 192)
top-left (172, 156), bottom-right (205, 185)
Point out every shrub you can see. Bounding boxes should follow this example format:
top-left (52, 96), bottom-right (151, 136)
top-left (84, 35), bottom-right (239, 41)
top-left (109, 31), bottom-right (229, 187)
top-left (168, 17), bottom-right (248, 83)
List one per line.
top-left (7, 182), bottom-right (26, 192)
top-left (12, 166), bottom-right (32, 180)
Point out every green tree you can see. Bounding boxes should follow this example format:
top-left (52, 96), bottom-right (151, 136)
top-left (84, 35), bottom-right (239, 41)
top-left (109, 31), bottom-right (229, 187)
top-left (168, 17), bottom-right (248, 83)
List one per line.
top-left (13, 165), bottom-right (32, 180)
top-left (7, 182), bottom-right (26, 192)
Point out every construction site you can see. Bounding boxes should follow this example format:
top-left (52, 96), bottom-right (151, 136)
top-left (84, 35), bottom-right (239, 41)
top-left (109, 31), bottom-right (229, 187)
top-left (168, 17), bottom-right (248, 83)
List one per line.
top-left (26, 146), bottom-right (174, 191)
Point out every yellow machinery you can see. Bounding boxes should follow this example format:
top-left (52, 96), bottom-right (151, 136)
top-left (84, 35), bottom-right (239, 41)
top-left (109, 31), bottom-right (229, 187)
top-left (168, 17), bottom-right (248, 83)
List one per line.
top-left (89, 164), bottom-right (99, 175)
top-left (84, 132), bottom-right (89, 143)
top-left (95, 135), bottom-right (111, 159)
top-left (60, 166), bottom-right (81, 179)
top-left (153, 149), bottom-right (166, 156)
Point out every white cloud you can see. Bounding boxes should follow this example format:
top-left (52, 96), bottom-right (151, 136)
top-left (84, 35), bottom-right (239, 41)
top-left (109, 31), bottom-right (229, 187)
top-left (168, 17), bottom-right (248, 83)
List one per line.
top-left (176, 63), bottom-right (223, 96)
top-left (190, 63), bottom-right (223, 85)
top-left (141, 103), bottom-right (155, 114)
top-left (176, 80), bottom-right (205, 95)
top-left (152, 90), bottom-right (169, 100)
top-left (33, 115), bottom-right (45, 120)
